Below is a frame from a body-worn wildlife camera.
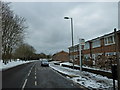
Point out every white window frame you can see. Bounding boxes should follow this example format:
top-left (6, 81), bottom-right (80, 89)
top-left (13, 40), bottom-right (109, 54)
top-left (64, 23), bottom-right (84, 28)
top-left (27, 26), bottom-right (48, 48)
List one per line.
top-left (104, 34), bottom-right (115, 46)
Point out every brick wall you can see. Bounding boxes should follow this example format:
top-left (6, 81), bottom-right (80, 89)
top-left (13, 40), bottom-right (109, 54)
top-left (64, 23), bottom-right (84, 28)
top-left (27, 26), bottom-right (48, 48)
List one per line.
top-left (68, 30), bottom-right (120, 67)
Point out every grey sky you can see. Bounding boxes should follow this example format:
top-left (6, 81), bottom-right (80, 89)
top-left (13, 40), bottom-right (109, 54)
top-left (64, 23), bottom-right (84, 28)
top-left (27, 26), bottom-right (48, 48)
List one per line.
top-left (11, 2), bottom-right (118, 55)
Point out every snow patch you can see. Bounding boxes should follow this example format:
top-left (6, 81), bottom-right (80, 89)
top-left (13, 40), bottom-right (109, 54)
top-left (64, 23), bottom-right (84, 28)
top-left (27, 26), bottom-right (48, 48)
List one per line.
top-left (0, 60), bottom-right (37, 71)
top-left (50, 61), bottom-right (118, 89)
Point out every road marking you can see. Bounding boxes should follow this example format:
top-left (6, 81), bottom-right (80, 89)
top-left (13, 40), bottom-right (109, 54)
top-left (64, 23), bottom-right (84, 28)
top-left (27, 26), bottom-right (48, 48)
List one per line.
top-left (35, 81), bottom-right (37, 86)
top-left (31, 64), bottom-right (35, 69)
top-left (30, 66), bottom-right (33, 70)
top-left (22, 63), bottom-right (37, 89)
top-left (28, 71), bottom-right (31, 76)
top-left (31, 66), bottom-right (34, 69)
top-left (22, 79), bottom-right (28, 90)
top-left (35, 68), bottom-right (36, 73)
top-left (35, 72), bottom-right (36, 75)
top-left (35, 76), bottom-right (37, 79)
top-left (28, 63), bottom-right (36, 77)
top-left (30, 63), bottom-right (35, 71)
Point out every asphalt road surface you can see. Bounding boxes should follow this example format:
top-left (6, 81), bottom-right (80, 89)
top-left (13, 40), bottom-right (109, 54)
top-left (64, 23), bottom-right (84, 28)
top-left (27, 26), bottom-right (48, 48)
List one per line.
top-left (2, 61), bottom-right (86, 89)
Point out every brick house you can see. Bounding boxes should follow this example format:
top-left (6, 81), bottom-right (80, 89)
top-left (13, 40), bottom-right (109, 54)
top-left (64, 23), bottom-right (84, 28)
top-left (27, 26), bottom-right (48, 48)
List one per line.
top-left (68, 44), bottom-right (84, 65)
top-left (69, 30), bottom-right (120, 68)
top-left (52, 51), bottom-right (69, 62)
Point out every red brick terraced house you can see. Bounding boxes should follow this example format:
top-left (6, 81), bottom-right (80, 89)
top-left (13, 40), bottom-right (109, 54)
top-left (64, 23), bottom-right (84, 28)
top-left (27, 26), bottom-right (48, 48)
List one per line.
top-left (52, 51), bottom-right (69, 62)
top-left (68, 44), bottom-right (84, 65)
top-left (68, 30), bottom-right (120, 68)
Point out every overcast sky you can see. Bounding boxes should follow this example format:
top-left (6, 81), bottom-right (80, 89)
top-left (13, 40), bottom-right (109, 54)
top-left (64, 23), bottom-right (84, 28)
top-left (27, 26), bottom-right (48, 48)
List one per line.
top-left (11, 2), bottom-right (118, 55)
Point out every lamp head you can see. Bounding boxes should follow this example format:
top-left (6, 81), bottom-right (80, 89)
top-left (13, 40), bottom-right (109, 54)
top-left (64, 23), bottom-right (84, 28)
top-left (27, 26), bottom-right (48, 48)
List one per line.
top-left (64, 17), bottom-right (70, 19)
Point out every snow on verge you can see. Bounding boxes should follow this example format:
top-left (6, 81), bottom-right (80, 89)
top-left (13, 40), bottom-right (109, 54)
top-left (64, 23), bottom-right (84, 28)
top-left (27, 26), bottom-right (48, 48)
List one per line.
top-left (0, 60), bottom-right (37, 71)
top-left (60, 61), bottom-right (111, 73)
top-left (50, 62), bottom-right (117, 89)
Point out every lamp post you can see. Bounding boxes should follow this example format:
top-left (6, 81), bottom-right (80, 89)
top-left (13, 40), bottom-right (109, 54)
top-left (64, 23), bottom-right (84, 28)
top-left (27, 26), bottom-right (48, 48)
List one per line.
top-left (64, 16), bottom-right (74, 69)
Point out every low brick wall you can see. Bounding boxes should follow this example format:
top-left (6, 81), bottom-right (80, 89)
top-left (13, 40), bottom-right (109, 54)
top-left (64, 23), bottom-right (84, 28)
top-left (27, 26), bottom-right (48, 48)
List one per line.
top-left (61, 64), bottom-right (114, 79)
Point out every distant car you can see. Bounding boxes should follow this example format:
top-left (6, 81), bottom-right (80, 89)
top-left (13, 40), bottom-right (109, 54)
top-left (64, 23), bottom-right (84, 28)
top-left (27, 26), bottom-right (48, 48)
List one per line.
top-left (41, 60), bottom-right (49, 66)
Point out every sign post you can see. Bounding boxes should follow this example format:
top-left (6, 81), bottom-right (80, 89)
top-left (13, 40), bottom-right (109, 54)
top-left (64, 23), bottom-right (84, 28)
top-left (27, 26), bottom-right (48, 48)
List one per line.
top-left (79, 38), bottom-right (85, 71)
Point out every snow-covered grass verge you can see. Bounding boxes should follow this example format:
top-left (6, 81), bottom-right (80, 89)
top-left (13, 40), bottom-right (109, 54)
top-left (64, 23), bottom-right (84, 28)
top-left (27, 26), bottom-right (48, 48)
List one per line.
top-left (0, 59), bottom-right (38, 71)
top-left (60, 61), bottom-right (111, 73)
top-left (49, 61), bottom-right (118, 89)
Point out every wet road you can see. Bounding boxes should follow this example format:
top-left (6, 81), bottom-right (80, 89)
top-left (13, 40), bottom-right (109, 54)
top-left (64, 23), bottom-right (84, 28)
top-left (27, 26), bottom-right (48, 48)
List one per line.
top-left (2, 61), bottom-right (85, 89)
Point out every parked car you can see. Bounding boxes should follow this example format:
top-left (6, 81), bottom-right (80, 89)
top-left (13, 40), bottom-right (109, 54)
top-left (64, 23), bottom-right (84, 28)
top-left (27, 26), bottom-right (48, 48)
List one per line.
top-left (41, 60), bottom-right (49, 66)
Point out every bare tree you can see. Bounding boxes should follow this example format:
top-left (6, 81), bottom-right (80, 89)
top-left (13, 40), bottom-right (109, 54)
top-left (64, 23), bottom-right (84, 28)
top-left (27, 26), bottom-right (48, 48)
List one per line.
top-left (1, 2), bottom-right (27, 63)
top-left (13, 43), bottom-right (36, 60)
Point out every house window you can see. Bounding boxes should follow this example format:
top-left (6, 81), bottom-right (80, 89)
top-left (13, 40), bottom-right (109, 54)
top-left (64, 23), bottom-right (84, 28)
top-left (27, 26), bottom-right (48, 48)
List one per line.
top-left (84, 42), bottom-right (90, 50)
top-left (104, 38), bottom-right (107, 44)
top-left (92, 39), bottom-right (100, 48)
top-left (104, 35), bottom-right (115, 45)
top-left (105, 52), bottom-right (116, 56)
top-left (108, 36), bottom-right (114, 43)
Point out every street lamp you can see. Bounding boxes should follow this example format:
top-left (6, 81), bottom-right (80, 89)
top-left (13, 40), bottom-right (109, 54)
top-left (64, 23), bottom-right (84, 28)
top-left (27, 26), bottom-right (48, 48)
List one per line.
top-left (64, 16), bottom-right (74, 69)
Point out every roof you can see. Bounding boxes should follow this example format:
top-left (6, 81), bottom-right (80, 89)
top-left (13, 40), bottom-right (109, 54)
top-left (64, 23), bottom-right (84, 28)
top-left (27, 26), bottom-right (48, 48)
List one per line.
top-left (68, 29), bottom-right (120, 48)
top-left (87, 29), bottom-right (120, 42)
top-left (53, 50), bottom-right (68, 56)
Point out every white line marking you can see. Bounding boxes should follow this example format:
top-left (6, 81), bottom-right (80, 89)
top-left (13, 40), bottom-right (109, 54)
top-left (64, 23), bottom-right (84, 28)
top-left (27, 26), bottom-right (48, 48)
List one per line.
top-left (35, 76), bottom-right (37, 79)
top-left (34, 67), bottom-right (36, 71)
top-left (35, 72), bottom-right (36, 75)
top-left (29, 70), bottom-right (31, 73)
top-left (30, 64), bottom-right (35, 70)
top-left (28, 63), bottom-right (35, 77)
top-left (35, 81), bottom-right (37, 86)
top-left (28, 72), bottom-right (31, 76)
top-left (22, 79), bottom-right (28, 90)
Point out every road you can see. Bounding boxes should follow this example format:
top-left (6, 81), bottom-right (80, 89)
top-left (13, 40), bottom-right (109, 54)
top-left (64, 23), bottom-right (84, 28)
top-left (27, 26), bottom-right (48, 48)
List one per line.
top-left (2, 61), bottom-right (85, 89)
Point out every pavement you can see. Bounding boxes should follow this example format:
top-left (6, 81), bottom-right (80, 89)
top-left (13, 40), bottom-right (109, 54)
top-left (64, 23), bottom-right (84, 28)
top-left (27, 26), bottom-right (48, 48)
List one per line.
top-left (2, 61), bottom-right (86, 89)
